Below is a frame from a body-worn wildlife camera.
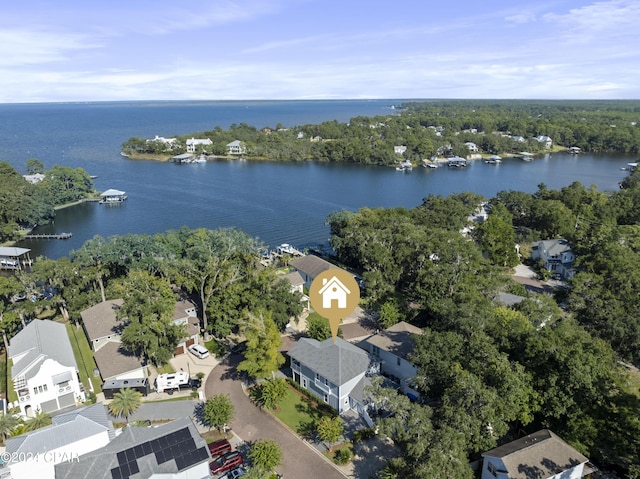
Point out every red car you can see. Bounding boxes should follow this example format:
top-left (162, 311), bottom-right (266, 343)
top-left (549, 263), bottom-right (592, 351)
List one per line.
top-left (208, 439), bottom-right (232, 458)
top-left (210, 451), bottom-right (243, 475)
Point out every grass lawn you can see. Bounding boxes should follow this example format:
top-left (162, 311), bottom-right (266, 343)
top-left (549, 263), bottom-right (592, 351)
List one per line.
top-left (273, 385), bottom-right (333, 435)
top-left (155, 363), bottom-right (175, 375)
top-left (7, 357), bottom-right (17, 403)
top-left (66, 322), bottom-right (102, 394)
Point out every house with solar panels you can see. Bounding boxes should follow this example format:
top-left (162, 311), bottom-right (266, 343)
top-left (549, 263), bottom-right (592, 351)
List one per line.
top-left (54, 417), bottom-right (210, 479)
top-left (5, 403), bottom-right (114, 479)
top-left (8, 319), bottom-right (85, 418)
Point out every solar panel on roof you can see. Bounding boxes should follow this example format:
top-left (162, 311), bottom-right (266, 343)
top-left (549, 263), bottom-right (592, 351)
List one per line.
top-left (134, 444), bottom-right (144, 458)
top-left (125, 447), bottom-right (136, 463)
top-left (141, 441), bottom-right (152, 455)
top-left (117, 451), bottom-right (126, 463)
top-left (129, 460), bottom-right (139, 475)
top-left (110, 467), bottom-right (123, 479)
top-left (120, 462), bottom-right (130, 477)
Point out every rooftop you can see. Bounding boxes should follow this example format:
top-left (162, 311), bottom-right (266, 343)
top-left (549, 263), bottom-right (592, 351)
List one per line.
top-left (289, 255), bottom-right (340, 279)
top-left (81, 299), bottom-right (124, 341)
top-left (94, 341), bottom-right (145, 381)
top-left (365, 321), bottom-right (422, 360)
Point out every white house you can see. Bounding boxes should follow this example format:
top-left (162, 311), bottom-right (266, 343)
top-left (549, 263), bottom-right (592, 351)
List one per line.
top-left (8, 320), bottom-right (85, 418)
top-left (535, 135), bottom-right (553, 148)
top-left (288, 337), bottom-right (372, 419)
top-left (318, 276), bottom-right (351, 309)
top-left (226, 140), bottom-right (246, 155)
top-left (185, 137), bottom-right (213, 153)
top-left (512, 136), bottom-right (527, 143)
top-left (531, 239), bottom-right (575, 280)
top-left (6, 403), bottom-right (114, 479)
top-left (465, 142), bottom-right (479, 152)
top-left (23, 173), bottom-right (45, 184)
top-left (80, 299), bottom-right (146, 381)
top-left (394, 145), bottom-right (407, 155)
top-left (361, 321), bottom-right (422, 399)
top-left (54, 417), bottom-right (211, 479)
top-left (481, 429), bottom-right (589, 479)
top-left (172, 299), bottom-right (201, 355)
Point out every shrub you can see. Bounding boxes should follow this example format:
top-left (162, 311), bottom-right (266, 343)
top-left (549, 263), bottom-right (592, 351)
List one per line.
top-left (334, 448), bottom-right (352, 465)
top-left (352, 427), bottom-right (376, 443)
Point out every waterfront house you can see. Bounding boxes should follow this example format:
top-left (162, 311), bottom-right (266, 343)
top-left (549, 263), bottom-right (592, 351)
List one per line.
top-left (535, 135), bottom-right (553, 148)
top-left (186, 137), bottom-right (213, 153)
top-left (8, 319), bottom-right (85, 418)
top-left (531, 239), bottom-right (575, 280)
top-left (512, 135), bottom-right (527, 143)
top-left (23, 173), bottom-right (45, 184)
top-left (465, 142), bottom-right (479, 152)
top-left (289, 255), bottom-right (341, 291)
top-left (0, 246), bottom-right (32, 270)
top-left (55, 417), bottom-right (211, 479)
top-left (226, 140), bottom-right (246, 155)
top-left (361, 321), bottom-right (422, 399)
top-left (288, 337), bottom-right (372, 419)
top-left (80, 299), bottom-right (147, 381)
top-left (480, 429), bottom-right (590, 479)
top-left (6, 403), bottom-right (114, 479)
top-left (394, 145), bottom-right (407, 155)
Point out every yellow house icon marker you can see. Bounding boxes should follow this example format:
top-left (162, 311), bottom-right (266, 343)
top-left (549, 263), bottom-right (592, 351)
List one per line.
top-left (309, 269), bottom-right (360, 342)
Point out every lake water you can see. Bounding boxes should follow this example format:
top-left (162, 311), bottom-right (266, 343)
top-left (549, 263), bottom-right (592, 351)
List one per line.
top-left (0, 101), bottom-right (634, 259)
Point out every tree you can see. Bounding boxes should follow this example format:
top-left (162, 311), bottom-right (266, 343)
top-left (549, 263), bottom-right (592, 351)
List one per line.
top-left (237, 312), bottom-right (284, 379)
top-left (26, 158), bottom-right (45, 174)
top-left (379, 300), bottom-right (401, 328)
top-left (255, 377), bottom-right (288, 410)
top-left (25, 410), bottom-right (52, 431)
top-left (306, 313), bottom-right (342, 341)
top-left (474, 203), bottom-right (519, 267)
top-left (202, 394), bottom-right (234, 432)
top-left (316, 415), bottom-right (343, 447)
top-left (248, 439), bottom-right (283, 471)
top-left (0, 412), bottom-right (19, 444)
top-left (108, 388), bottom-right (142, 424)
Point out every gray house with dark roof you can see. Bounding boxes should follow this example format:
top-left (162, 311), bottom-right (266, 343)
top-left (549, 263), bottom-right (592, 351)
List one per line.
top-left (481, 429), bottom-right (589, 479)
top-left (289, 255), bottom-right (341, 290)
top-left (288, 337), bottom-right (372, 418)
top-left (6, 403), bottom-right (114, 479)
top-left (55, 417), bottom-right (210, 479)
top-left (531, 239), bottom-right (576, 280)
top-left (8, 319), bottom-right (85, 417)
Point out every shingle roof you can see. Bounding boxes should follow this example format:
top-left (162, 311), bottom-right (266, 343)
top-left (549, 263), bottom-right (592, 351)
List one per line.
top-left (288, 337), bottom-right (370, 386)
top-left (497, 292), bottom-right (526, 307)
top-left (81, 299), bottom-right (124, 341)
top-left (482, 429), bottom-right (588, 479)
top-left (8, 320), bottom-right (78, 379)
top-left (6, 404), bottom-right (114, 459)
top-left (54, 417), bottom-right (209, 479)
top-left (277, 271), bottom-right (304, 287)
top-left (289, 255), bottom-right (340, 279)
top-left (534, 239), bottom-right (572, 256)
top-left (365, 321), bottom-right (422, 360)
top-left (94, 342), bottom-right (145, 381)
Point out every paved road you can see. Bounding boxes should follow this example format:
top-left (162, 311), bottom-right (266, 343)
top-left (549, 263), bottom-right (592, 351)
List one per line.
top-left (206, 353), bottom-right (347, 479)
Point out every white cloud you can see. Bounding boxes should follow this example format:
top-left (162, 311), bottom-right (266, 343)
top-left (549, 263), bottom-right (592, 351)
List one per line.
top-left (505, 12), bottom-right (537, 24)
top-left (0, 29), bottom-right (99, 67)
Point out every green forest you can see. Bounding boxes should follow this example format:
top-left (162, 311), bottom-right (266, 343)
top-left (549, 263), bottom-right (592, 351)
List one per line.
top-left (122, 100), bottom-right (640, 165)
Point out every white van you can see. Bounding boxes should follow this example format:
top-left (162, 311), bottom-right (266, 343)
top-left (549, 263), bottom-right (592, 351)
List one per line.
top-left (188, 343), bottom-right (210, 359)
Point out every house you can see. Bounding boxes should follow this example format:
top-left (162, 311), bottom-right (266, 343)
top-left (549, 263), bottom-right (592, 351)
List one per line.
top-left (6, 403), bottom-right (114, 479)
top-left (535, 135), bottom-right (553, 148)
top-left (172, 299), bottom-right (201, 355)
top-left (80, 299), bottom-right (146, 381)
top-left (289, 255), bottom-right (340, 291)
top-left (288, 337), bottom-right (372, 418)
top-left (0, 246), bottom-right (32, 271)
top-left (361, 321), bottom-right (422, 399)
top-left (318, 276), bottom-right (351, 309)
top-left (480, 429), bottom-right (589, 479)
top-left (147, 135), bottom-right (177, 148)
top-left (531, 239), bottom-right (575, 280)
top-left (185, 138), bottom-right (212, 153)
top-left (465, 142), bottom-right (479, 152)
top-left (496, 291), bottom-right (526, 307)
top-left (226, 140), bottom-right (245, 155)
top-left (512, 136), bottom-right (527, 143)
top-left (54, 417), bottom-right (211, 479)
top-left (8, 320), bottom-right (85, 417)
top-left (278, 271), bottom-right (304, 295)
top-left (394, 145), bottom-right (407, 155)
top-left (23, 173), bottom-right (45, 184)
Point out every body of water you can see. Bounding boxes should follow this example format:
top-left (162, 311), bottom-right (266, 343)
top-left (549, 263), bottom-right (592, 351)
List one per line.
top-left (0, 101), bottom-right (634, 259)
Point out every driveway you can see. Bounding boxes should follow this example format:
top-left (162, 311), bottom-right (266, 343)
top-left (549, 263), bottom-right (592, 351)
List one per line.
top-left (206, 353), bottom-right (347, 478)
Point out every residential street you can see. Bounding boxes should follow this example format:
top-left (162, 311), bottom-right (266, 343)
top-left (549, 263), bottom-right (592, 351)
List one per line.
top-left (205, 353), bottom-right (347, 479)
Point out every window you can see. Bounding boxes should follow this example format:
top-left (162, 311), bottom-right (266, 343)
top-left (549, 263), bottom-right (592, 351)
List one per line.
top-left (43, 384), bottom-right (47, 391)
top-left (488, 462), bottom-right (499, 477)
top-left (324, 378), bottom-right (328, 386)
top-left (397, 357), bottom-right (401, 366)
top-left (302, 378), bottom-right (307, 389)
top-left (372, 346), bottom-right (380, 357)
top-left (33, 387), bottom-right (38, 395)
top-left (38, 385), bottom-right (43, 393)
top-left (323, 393), bottom-right (328, 403)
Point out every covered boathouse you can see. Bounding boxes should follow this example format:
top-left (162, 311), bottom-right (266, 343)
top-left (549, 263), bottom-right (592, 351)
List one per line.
top-left (0, 246), bottom-right (32, 270)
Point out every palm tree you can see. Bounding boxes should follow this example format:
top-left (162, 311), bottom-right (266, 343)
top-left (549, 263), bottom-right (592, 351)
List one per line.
top-left (25, 410), bottom-right (52, 431)
top-left (0, 412), bottom-right (19, 444)
top-left (108, 388), bottom-right (142, 424)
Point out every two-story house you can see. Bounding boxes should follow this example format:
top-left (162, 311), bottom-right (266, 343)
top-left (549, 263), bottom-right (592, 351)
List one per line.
top-left (81, 299), bottom-right (147, 382)
top-left (8, 319), bottom-right (85, 417)
top-left (226, 140), bottom-right (246, 155)
top-left (531, 238), bottom-right (575, 280)
top-left (288, 255), bottom-right (340, 291)
top-left (361, 321), bottom-right (422, 399)
top-left (172, 299), bottom-right (201, 355)
top-left (481, 429), bottom-right (590, 479)
top-left (288, 337), bottom-right (371, 417)
top-left (185, 138), bottom-right (212, 153)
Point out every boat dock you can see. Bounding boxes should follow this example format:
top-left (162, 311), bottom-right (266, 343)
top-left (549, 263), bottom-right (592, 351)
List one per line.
top-left (24, 232), bottom-right (73, 240)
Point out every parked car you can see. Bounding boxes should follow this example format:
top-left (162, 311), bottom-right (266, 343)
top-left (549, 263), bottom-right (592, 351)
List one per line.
top-left (222, 467), bottom-right (246, 479)
top-left (178, 377), bottom-right (202, 390)
top-left (207, 439), bottom-right (232, 458)
top-left (188, 343), bottom-right (210, 359)
top-left (210, 451), bottom-right (243, 475)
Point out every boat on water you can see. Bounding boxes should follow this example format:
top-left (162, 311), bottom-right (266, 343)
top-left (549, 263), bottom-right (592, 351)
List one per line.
top-left (519, 152), bottom-right (535, 161)
top-left (396, 160), bottom-right (413, 172)
top-left (448, 157), bottom-right (467, 168)
top-left (484, 155), bottom-right (502, 164)
top-left (193, 155), bottom-right (206, 163)
top-left (567, 147), bottom-right (582, 154)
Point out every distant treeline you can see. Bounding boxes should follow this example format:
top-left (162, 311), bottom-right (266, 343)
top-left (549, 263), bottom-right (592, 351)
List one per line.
top-left (122, 100), bottom-right (640, 164)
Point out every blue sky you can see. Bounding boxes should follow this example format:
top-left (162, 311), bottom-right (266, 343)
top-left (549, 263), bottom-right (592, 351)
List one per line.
top-left (2, 0), bottom-right (638, 102)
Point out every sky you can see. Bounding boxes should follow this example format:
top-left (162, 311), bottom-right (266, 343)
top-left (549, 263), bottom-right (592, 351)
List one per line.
top-left (1, 0), bottom-right (639, 102)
